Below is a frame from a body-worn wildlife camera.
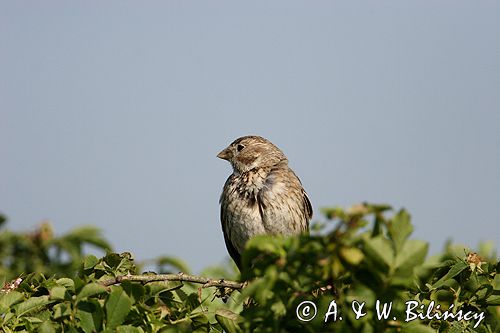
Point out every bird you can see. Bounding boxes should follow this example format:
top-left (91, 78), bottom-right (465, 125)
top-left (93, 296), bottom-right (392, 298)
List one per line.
top-left (217, 135), bottom-right (312, 270)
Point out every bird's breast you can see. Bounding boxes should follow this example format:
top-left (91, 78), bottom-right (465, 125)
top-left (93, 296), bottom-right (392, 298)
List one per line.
top-left (222, 169), bottom-right (269, 253)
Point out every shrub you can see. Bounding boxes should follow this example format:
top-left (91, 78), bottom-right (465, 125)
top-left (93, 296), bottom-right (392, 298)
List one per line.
top-left (0, 204), bottom-right (498, 332)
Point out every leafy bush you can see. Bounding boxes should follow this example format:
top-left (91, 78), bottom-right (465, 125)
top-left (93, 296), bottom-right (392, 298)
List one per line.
top-left (0, 204), bottom-right (498, 332)
top-left (240, 204), bottom-right (499, 332)
top-left (0, 214), bottom-right (111, 280)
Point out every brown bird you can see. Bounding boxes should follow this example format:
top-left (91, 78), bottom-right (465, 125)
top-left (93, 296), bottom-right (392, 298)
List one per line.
top-left (217, 135), bottom-right (312, 270)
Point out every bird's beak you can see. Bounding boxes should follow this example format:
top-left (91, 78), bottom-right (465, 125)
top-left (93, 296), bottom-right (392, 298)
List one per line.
top-left (217, 147), bottom-right (232, 160)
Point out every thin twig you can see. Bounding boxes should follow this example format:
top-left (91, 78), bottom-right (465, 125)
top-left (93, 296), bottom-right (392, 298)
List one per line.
top-left (99, 273), bottom-right (245, 289)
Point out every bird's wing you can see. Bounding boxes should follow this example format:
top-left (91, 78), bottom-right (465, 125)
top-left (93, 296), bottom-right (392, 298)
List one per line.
top-left (257, 167), bottom-right (312, 235)
top-left (302, 191), bottom-right (313, 232)
top-left (219, 175), bottom-right (242, 269)
top-left (220, 205), bottom-right (242, 269)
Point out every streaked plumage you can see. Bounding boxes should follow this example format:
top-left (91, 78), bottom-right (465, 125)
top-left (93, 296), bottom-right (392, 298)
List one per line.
top-left (217, 136), bottom-right (312, 269)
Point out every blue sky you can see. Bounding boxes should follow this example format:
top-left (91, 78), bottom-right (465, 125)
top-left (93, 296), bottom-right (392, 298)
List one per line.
top-left (1, 1), bottom-right (499, 272)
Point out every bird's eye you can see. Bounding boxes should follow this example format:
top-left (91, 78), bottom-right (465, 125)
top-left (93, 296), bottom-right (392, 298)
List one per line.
top-left (236, 144), bottom-right (245, 152)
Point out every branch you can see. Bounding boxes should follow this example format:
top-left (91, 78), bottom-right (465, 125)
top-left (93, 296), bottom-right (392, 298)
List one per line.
top-left (99, 273), bottom-right (245, 289)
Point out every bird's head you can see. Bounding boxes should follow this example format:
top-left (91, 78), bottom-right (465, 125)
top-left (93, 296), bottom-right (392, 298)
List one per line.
top-left (217, 136), bottom-right (288, 174)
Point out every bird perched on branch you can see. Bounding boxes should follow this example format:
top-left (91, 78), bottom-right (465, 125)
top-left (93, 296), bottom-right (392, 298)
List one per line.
top-left (217, 135), bottom-right (312, 270)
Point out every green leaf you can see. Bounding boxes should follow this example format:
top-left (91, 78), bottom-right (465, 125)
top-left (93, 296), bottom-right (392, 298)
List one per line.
top-left (38, 321), bottom-right (57, 333)
top-left (15, 296), bottom-right (52, 317)
top-left (432, 261), bottom-right (468, 288)
top-left (77, 283), bottom-right (108, 301)
top-left (215, 308), bottom-right (243, 333)
top-left (49, 286), bottom-right (66, 300)
top-left (190, 313), bottom-right (209, 330)
top-left (448, 321), bottom-right (468, 333)
top-left (2, 311), bottom-right (15, 325)
top-left (270, 300), bottom-right (286, 317)
top-left (363, 236), bottom-right (394, 271)
top-left (121, 281), bottom-right (145, 303)
top-left (0, 291), bottom-right (24, 312)
top-left (53, 302), bottom-right (72, 319)
top-left (387, 209), bottom-right (413, 254)
top-left (105, 287), bottom-right (132, 329)
top-left (56, 278), bottom-right (75, 292)
top-left (173, 287), bottom-right (188, 302)
top-left (339, 246), bottom-right (365, 265)
top-left (22, 316), bottom-right (43, 323)
top-left (395, 240), bottom-right (428, 273)
top-left (77, 300), bottom-right (104, 333)
top-left (83, 255), bottom-right (99, 270)
top-left (117, 325), bottom-right (144, 333)
top-left (100, 252), bottom-right (135, 275)
top-left (486, 294), bottom-right (500, 305)
top-left (184, 292), bottom-right (201, 312)
top-left (246, 235), bottom-right (287, 257)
